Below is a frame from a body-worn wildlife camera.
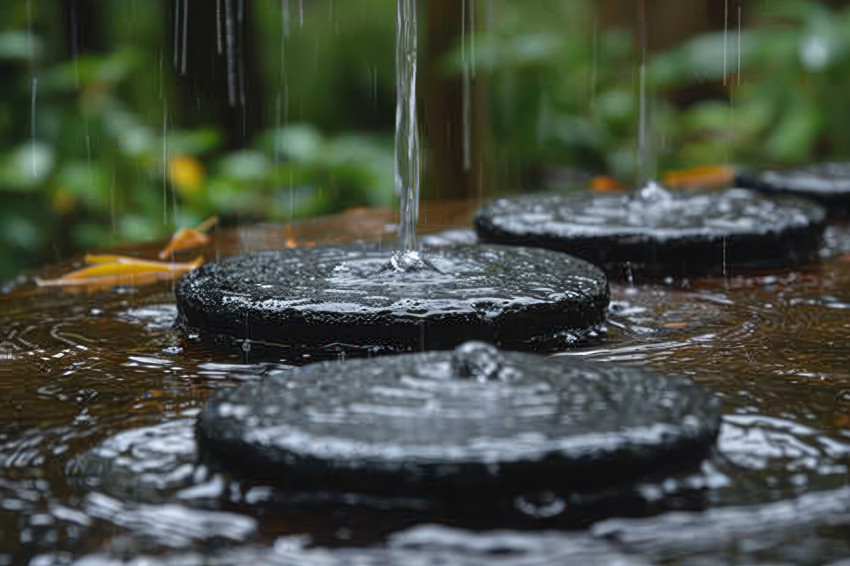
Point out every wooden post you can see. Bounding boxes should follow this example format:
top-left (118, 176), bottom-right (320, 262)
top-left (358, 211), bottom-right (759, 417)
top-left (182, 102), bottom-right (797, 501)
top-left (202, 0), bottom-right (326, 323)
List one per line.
top-left (424, 0), bottom-right (490, 202)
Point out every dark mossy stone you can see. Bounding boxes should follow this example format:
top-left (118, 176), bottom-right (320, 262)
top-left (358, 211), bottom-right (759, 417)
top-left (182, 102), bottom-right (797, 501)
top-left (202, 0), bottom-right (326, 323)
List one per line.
top-left (737, 162), bottom-right (850, 218)
top-left (197, 342), bottom-right (721, 500)
top-left (474, 187), bottom-right (826, 280)
top-left (175, 245), bottom-right (609, 356)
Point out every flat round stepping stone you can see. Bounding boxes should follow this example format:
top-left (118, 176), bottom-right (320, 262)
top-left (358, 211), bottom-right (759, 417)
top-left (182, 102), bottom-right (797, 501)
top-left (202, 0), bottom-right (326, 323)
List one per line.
top-left (475, 185), bottom-right (826, 279)
top-left (198, 342), bottom-right (721, 499)
top-left (175, 245), bottom-right (608, 356)
top-left (737, 162), bottom-right (850, 218)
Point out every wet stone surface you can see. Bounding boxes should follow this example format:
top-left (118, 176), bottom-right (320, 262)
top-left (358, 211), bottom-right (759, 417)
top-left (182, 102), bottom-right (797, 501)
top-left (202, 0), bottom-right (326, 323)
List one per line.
top-left (737, 162), bottom-right (850, 218)
top-left (175, 244), bottom-right (609, 357)
top-left (475, 186), bottom-right (826, 279)
top-left (198, 342), bottom-right (721, 501)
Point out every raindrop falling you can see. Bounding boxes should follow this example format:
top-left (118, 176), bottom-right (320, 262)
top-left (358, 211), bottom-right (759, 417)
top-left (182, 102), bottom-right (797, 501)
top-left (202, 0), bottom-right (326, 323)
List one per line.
top-left (590, 15), bottom-right (598, 109)
top-left (461, 0), bottom-right (475, 171)
top-left (181, 0), bottom-right (188, 75)
top-left (173, 0), bottom-right (180, 69)
top-left (224, 0), bottom-right (237, 107)
top-left (282, 0), bottom-right (291, 37)
top-left (469, 0), bottom-right (476, 77)
top-left (737, 1), bottom-right (743, 86)
top-left (216, 0), bottom-right (223, 54)
top-left (27, 0), bottom-right (38, 179)
top-left (26, 0), bottom-right (34, 63)
top-left (635, 0), bottom-right (654, 188)
top-left (70, 0), bottom-right (80, 85)
top-left (163, 101), bottom-right (168, 225)
top-left (723, 0), bottom-right (729, 86)
top-left (30, 77), bottom-right (37, 178)
top-left (462, 66), bottom-right (471, 172)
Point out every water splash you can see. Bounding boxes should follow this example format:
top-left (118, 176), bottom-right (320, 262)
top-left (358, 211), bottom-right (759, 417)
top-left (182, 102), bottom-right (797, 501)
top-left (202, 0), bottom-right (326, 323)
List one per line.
top-left (632, 180), bottom-right (673, 205)
top-left (394, 0), bottom-right (420, 252)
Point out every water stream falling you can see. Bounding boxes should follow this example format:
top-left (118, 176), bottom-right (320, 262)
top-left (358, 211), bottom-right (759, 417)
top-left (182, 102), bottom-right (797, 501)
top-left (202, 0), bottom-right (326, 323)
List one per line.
top-left (635, 0), bottom-right (655, 191)
top-left (394, 0), bottom-right (420, 253)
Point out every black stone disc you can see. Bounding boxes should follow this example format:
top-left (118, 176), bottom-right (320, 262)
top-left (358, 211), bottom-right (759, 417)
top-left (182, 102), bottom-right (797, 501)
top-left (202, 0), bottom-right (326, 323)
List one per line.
top-left (198, 342), bottom-right (721, 499)
top-left (474, 187), bottom-right (826, 279)
top-left (175, 245), bottom-right (609, 356)
top-left (737, 162), bottom-right (850, 218)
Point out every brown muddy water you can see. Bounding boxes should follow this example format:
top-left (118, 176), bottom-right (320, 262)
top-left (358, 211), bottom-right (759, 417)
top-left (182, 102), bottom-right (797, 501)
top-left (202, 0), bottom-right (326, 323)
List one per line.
top-left (2, 201), bottom-right (850, 565)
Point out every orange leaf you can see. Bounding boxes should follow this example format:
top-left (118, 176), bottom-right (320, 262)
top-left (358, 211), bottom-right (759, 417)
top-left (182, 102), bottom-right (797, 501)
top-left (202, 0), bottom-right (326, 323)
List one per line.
top-left (158, 216), bottom-right (217, 259)
top-left (283, 224), bottom-right (315, 249)
top-left (591, 176), bottom-right (625, 192)
top-left (663, 165), bottom-right (734, 190)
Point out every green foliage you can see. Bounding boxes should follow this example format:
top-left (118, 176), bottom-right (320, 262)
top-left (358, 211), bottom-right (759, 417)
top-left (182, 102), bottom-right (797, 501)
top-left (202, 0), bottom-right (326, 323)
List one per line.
top-left (0, 0), bottom-right (848, 280)
top-left (0, 0), bottom-right (395, 280)
top-left (457, 0), bottom-right (850, 182)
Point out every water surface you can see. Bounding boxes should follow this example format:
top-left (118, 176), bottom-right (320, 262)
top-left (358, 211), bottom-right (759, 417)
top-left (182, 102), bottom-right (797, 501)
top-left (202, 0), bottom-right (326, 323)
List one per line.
top-left (2, 203), bottom-right (850, 564)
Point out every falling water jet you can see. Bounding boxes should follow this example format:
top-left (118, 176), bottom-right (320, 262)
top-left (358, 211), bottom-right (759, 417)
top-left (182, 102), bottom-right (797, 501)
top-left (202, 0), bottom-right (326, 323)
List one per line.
top-left (394, 0), bottom-right (420, 253)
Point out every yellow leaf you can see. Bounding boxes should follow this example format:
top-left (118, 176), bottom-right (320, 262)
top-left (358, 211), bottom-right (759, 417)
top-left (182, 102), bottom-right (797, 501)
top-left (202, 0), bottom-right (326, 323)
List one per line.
top-left (36, 257), bottom-right (203, 290)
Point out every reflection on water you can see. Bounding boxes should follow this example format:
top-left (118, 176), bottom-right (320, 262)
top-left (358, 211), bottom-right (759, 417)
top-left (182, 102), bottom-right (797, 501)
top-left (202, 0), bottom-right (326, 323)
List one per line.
top-left (3, 204), bottom-right (850, 564)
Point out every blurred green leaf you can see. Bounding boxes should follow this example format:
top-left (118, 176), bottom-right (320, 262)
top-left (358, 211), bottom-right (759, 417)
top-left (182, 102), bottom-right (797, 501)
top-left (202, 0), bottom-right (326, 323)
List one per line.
top-left (765, 96), bottom-right (822, 161)
top-left (170, 129), bottom-right (223, 155)
top-left (42, 48), bottom-right (142, 92)
top-left (0, 31), bottom-right (42, 61)
top-left (218, 150), bottom-right (269, 181)
top-left (56, 161), bottom-right (111, 209)
top-left (0, 142), bottom-right (54, 190)
top-left (267, 125), bottom-right (323, 162)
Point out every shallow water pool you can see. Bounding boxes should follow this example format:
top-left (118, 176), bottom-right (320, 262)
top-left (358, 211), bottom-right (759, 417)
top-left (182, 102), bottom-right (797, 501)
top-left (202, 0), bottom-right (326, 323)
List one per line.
top-left (2, 203), bottom-right (850, 565)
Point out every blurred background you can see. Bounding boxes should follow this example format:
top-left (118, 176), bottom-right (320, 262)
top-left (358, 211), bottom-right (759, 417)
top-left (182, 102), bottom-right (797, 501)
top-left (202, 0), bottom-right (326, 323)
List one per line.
top-left (0, 0), bottom-right (848, 280)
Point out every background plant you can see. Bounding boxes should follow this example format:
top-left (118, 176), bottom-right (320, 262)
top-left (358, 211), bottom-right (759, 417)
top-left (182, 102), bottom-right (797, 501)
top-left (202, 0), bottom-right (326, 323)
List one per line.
top-left (0, 0), bottom-right (847, 280)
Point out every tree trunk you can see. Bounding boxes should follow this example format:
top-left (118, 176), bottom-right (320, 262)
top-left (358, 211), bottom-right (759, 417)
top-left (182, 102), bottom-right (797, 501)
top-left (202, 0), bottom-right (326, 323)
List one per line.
top-left (424, 0), bottom-right (490, 201)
